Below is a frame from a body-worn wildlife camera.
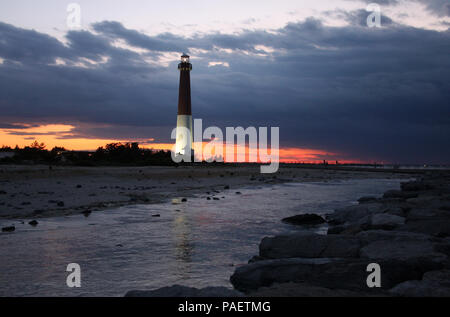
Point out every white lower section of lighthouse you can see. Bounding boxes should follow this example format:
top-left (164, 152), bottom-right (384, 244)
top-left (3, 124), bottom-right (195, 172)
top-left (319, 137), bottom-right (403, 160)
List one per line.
top-left (175, 115), bottom-right (193, 156)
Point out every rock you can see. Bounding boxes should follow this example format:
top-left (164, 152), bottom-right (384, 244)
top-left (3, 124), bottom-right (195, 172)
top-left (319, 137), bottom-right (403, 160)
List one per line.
top-left (247, 282), bottom-right (367, 297)
top-left (401, 180), bottom-right (434, 192)
top-left (230, 257), bottom-right (432, 293)
top-left (358, 196), bottom-right (378, 204)
top-left (328, 212), bottom-right (405, 233)
top-left (327, 203), bottom-right (385, 225)
top-left (357, 230), bottom-right (433, 245)
top-left (259, 233), bottom-right (361, 259)
top-left (327, 225), bottom-right (345, 235)
top-left (235, 192), bottom-right (242, 195)
top-left (231, 258), bottom-right (332, 292)
top-left (2, 226), bottom-right (15, 232)
top-left (404, 207), bottom-right (450, 238)
top-left (224, 185), bottom-right (230, 189)
top-left (282, 214), bottom-right (326, 226)
top-left (345, 224), bottom-right (371, 234)
top-left (384, 207), bottom-right (406, 217)
top-left (406, 208), bottom-right (449, 220)
top-left (383, 190), bottom-right (402, 198)
top-left (152, 214), bottom-right (161, 217)
top-left (76, 184), bottom-right (82, 188)
top-left (248, 255), bottom-right (266, 263)
top-left (370, 214), bottom-right (405, 230)
top-left (399, 218), bottom-right (450, 238)
top-left (213, 197), bottom-right (220, 200)
top-left (327, 223), bottom-right (369, 235)
top-left (206, 197), bottom-right (211, 200)
top-left (81, 210), bottom-right (92, 217)
top-left (383, 190), bottom-right (418, 199)
top-left (28, 220), bottom-right (39, 226)
top-left (406, 195), bottom-right (441, 206)
top-left (359, 232), bottom-right (447, 264)
top-left (181, 198), bottom-right (187, 202)
top-left (390, 270), bottom-right (450, 297)
top-left (440, 203), bottom-right (450, 211)
top-left (57, 201), bottom-right (65, 207)
top-left (125, 285), bottom-right (242, 297)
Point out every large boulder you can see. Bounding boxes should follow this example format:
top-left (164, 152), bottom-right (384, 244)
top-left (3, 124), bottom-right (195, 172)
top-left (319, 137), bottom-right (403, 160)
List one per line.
top-left (327, 214), bottom-right (405, 235)
top-left (399, 219), bottom-right (450, 238)
top-left (358, 230), bottom-right (447, 265)
top-left (370, 214), bottom-right (405, 230)
top-left (327, 223), bottom-right (368, 235)
top-left (358, 196), bottom-right (378, 204)
top-left (247, 282), bottom-right (368, 297)
top-left (356, 230), bottom-right (433, 245)
top-left (230, 257), bottom-right (437, 293)
top-left (230, 258), bottom-right (337, 292)
top-left (400, 207), bottom-right (450, 237)
top-left (259, 233), bottom-right (361, 259)
top-left (406, 195), bottom-right (442, 207)
top-left (406, 207), bottom-right (449, 220)
top-left (125, 285), bottom-right (242, 297)
top-left (360, 240), bottom-right (446, 263)
top-left (401, 180), bottom-right (435, 192)
top-left (383, 190), bottom-right (418, 199)
top-left (383, 206), bottom-right (407, 217)
top-left (282, 214), bottom-right (326, 226)
top-left (326, 203), bottom-right (385, 225)
top-left (389, 270), bottom-right (450, 297)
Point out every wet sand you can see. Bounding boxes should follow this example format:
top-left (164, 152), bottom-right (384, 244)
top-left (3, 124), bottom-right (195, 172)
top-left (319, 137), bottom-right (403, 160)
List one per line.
top-left (0, 164), bottom-right (412, 219)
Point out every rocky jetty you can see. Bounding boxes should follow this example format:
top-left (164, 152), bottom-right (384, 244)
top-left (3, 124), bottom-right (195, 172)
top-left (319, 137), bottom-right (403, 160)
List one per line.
top-left (230, 172), bottom-right (450, 296)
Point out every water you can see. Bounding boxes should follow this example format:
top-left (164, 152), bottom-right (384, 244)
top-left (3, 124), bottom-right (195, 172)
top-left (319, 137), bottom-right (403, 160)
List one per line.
top-left (0, 178), bottom-right (404, 297)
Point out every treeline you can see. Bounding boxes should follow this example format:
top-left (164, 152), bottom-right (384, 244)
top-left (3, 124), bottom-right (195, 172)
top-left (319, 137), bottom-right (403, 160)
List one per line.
top-left (0, 141), bottom-right (174, 166)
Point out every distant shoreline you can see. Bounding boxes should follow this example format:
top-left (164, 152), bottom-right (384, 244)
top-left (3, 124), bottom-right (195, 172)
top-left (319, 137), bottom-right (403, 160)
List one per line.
top-left (0, 164), bottom-right (414, 220)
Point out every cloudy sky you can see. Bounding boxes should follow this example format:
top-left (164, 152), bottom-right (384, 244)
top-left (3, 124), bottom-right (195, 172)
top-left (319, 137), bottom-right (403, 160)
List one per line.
top-left (0, 0), bottom-right (449, 164)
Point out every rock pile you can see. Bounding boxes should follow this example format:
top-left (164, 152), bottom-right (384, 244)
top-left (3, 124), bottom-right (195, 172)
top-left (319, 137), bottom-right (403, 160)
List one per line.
top-left (230, 172), bottom-right (450, 296)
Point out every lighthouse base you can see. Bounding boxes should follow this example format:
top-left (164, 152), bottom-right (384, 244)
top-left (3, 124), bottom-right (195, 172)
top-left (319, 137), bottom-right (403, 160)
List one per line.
top-left (175, 115), bottom-right (193, 158)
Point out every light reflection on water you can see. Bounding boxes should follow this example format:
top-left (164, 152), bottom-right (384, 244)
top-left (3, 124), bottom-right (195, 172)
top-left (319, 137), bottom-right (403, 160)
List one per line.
top-left (0, 178), bottom-right (404, 296)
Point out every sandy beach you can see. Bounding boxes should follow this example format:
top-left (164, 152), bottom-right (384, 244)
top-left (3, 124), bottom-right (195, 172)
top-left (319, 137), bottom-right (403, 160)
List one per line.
top-left (0, 165), bottom-right (413, 219)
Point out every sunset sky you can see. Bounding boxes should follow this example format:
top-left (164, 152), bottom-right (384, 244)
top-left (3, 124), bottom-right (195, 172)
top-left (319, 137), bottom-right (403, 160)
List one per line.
top-left (0, 0), bottom-right (449, 164)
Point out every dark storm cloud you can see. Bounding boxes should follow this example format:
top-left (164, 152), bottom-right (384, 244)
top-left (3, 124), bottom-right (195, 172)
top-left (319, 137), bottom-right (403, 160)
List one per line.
top-left (0, 14), bottom-right (449, 164)
top-left (0, 22), bottom-right (69, 63)
top-left (0, 123), bottom-right (39, 129)
top-left (93, 21), bottom-right (188, 52)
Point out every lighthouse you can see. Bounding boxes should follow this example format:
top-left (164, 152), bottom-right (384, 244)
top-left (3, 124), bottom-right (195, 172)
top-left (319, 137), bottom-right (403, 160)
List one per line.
top-left (175, 54), bottom-right (193, 158)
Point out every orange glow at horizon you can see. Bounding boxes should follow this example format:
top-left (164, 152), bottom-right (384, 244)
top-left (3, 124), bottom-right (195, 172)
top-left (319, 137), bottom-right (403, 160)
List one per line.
top-left (0, 123), bottom-right (365, 163)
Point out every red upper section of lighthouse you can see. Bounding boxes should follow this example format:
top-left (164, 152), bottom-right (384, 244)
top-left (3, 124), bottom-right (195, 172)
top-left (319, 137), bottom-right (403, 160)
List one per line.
top-left (177, 54), bottom-right (192, 116)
